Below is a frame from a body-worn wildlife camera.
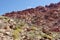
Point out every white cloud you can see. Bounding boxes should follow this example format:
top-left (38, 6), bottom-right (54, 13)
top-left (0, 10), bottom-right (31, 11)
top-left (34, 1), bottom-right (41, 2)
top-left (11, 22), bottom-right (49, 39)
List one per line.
top-left (26, 6), bottom-right (32, 9)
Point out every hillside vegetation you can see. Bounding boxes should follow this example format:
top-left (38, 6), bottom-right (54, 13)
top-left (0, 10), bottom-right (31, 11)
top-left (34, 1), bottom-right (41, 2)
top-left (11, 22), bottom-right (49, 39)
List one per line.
top-left (1, 2), bottom-right (60, 40)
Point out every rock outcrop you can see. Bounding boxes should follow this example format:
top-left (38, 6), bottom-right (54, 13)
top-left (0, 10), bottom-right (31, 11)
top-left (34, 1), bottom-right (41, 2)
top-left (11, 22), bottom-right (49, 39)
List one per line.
top-left (3, 2), bottom-right (60, 32)
top-left (1, 2), bottom-right (60, 40)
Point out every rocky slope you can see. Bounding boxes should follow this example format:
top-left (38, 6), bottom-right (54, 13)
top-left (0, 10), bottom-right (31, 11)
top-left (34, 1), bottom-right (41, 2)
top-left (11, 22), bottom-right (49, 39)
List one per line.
top-left (1, 2), bottom-right (60, 40)
top-left (3, 2), bottom-right (60, 32)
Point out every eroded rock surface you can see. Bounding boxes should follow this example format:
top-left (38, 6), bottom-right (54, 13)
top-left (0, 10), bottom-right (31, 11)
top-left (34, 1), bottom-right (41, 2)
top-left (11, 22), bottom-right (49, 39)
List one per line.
top-left (1, 2), bottom-right (60, 40)
top-left (3, 2), bottom-right (60, 32)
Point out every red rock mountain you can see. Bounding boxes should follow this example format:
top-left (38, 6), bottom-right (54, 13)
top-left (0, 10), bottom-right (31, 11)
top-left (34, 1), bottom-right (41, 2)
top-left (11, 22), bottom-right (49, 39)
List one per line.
top-left (3, 2), bottom-right (60, 32)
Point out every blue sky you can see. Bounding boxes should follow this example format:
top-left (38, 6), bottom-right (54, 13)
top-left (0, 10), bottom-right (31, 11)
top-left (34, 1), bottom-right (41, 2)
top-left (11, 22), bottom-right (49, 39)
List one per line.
top-left (0, 0), bottom-right (60, 15)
